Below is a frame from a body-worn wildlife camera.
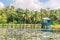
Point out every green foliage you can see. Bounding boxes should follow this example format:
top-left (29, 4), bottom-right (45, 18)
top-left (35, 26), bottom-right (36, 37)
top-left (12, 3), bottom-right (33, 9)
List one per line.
top-left (0, 6), bottom-right (60, 24)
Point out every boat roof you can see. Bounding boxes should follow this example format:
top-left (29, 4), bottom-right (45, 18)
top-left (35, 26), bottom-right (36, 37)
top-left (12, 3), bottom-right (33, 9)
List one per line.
top-left (42, 17), bottom-right (51, 20)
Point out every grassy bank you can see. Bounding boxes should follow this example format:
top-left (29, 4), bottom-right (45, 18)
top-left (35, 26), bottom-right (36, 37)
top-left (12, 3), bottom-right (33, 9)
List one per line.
top-left (51, 24), bottom-right (60, 29)
top-left (0, 24), bottom-right (41, 28)
top-left (0, 24), bottom-right (60, 29)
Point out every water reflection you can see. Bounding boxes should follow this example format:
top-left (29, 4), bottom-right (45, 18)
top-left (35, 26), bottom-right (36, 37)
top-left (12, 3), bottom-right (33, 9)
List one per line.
top-left (0, 28), bottom-right (60, 40)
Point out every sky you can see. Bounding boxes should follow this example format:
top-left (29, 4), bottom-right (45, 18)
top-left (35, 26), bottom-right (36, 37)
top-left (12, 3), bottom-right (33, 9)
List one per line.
top-left (0, 0), bottom-right (12, 9)
top-left (0, 0), bottom-right (60, 10)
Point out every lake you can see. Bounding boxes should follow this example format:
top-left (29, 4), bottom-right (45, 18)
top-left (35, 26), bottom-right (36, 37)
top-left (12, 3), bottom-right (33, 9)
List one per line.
top-left (0, 28), bottom-right (60, 40)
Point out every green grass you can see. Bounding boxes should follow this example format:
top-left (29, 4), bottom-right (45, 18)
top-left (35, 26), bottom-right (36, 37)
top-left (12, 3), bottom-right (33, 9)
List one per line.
top-left (51, 24), bottom-right (60, 29)
top-left (0, 24), bottom-right (41, 28)
top-left (0, 24), bottom-right (60, 29)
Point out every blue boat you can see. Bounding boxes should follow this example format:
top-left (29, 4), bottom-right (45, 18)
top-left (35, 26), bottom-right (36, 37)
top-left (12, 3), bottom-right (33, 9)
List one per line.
top-left (41, 17), bottom-right (51, 32)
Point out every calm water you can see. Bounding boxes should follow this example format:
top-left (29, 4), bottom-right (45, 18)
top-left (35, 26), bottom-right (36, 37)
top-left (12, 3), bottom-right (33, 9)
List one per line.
top-left (0, 28), bottom-right (60, 40)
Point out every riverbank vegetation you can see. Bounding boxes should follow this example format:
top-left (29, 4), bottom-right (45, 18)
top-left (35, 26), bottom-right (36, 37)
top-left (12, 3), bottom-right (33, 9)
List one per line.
top-left (0, 6), bottom-right (60, 24)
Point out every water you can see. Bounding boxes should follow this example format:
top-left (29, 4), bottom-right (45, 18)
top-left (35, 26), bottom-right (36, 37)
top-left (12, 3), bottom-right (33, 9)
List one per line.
top-left (0, 28), bottom-right (60, 40)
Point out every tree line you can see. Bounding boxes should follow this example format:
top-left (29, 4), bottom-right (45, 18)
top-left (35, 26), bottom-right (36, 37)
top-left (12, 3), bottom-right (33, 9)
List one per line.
top-left (0, 6), bottom-right (60, 24)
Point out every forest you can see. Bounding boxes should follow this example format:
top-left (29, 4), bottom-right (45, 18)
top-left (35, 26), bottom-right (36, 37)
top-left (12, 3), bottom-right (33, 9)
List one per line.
top-left (0, 6), bottom-right (60, 24)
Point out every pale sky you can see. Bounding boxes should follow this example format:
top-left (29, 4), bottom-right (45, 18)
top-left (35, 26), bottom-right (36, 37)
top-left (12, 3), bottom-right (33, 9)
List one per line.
top-left (0, 0), bottom-right (60, 10)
